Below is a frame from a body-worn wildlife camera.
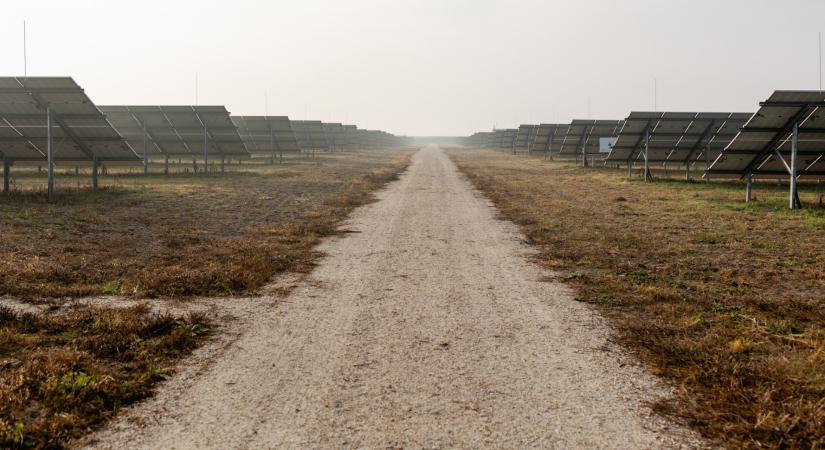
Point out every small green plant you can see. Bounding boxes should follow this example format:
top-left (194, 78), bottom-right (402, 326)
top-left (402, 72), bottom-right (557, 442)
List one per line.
top-left (1, 422), bottom-right (25, 447)
top-left (49, 371), bottom-right (97, 398)
top-left (766, 321), bottom-right (804, 336)
top-left (625, 268), bottom-right (653, 284)
top-left (100, 281), bottom-right (121, 295)
top-left (693, 313), bottom-right (710, 328)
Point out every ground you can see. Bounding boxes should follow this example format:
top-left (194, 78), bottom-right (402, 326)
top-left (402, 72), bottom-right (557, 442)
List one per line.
top-left (3, 146), bottom-right (823, 449)
top-left (83, 146), bottom-right (698, 449)
top-left (448, 149), bottom-right (825, 449)
top-left (0, 150), bottom-right (412, 449)
top-left (1, 152), bottom-right (410, 299)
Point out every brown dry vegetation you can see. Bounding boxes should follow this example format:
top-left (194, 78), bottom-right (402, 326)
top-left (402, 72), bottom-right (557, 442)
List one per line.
top-left (0, 304), bottom-right (210, 449)
top-left (449, 149), bottom-right (825, 449)
top-left (0, 151), bottom-right (412, 300)
top-left (0, 150), bottom-right (411, 449)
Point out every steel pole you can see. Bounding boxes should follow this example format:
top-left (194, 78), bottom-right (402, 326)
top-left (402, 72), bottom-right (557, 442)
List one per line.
top-left (790, 123), bottom-right (800, 209)
top-left (3, 157), bottom-right (9, 193)
top-left (644, 128), bottom-right (651, 183)
top-left (203, 126), bottom-right (209, 174)
top-left (92, 156), bottom-right (98, 192)
top-left (47, 107), bottom-right (54, 202)
top-left (143, 122), bottom-right (149, 176)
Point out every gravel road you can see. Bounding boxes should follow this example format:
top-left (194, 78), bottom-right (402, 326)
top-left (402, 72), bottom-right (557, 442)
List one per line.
top-left (85, 146), bottom-right (697, 449)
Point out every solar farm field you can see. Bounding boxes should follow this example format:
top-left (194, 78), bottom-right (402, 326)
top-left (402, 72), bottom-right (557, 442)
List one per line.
top-left (447, 148), bottom-right (825, 449)
top-left (0, 150), bottom-right (412, 447)
top-left (1, 151), bottom-right (412, 299)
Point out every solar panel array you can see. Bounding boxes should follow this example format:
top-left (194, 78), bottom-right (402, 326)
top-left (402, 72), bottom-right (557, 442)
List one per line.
top-left (342, 125), bottom-right (359, 149)
top-left (323, 123), bottom-right (347, 151)
top-left (606, 112), bottom-right (751, 169)
top-left (494, 129), bottom-right (517, 150)
top-left (231, 116), bottom-right (301, 158)
top-left (467, 131), bottom-right (493, 147)
top-left (531, 124), bottom-right (569, 156)
top-left (0, 77), bottom-right (139, 162)
top-left (101, 105), bottom-right (249, 158)
top-left (559, 120), bottom-right (624, 157)
top-left (513, 125), bottom-right (539, 154)
top-left (291, 120), bottom-right (329, 151)
top-left (708, 91), bottom-right (825, 177)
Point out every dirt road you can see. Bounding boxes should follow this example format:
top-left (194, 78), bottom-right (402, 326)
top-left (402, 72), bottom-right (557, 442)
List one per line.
top-left (86, 146), bottom-right (695, 449)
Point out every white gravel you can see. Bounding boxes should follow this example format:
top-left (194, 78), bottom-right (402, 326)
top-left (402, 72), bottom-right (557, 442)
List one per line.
top-left (82, 146), bottom-right (700, 449)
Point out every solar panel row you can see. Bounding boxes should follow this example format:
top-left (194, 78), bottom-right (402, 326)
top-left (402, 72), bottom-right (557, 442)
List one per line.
top-left (1, 76), bottom-right (406, 201)
top-left (465, 90), bottom-right (825, 209)
top-left (232, 116), bottom-right (301, 161)
top-left (606, 112), bottom-right (751, 180)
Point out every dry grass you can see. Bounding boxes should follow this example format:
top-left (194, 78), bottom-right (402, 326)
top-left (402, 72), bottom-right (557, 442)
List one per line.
top-left (0, 150), bottom-right (412, 449)
top-left (0, 151), bottom-right (412, 300)
top-left (0, 304), bottom-right (210, 449)
top-left (449, 149), bottom-right (825, 449)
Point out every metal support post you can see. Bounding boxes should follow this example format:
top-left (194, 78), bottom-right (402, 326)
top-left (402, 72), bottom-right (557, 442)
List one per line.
top-left (790, 123), bottom-right (800, 209)
top-left (164, 155), bottom-right (169, 174)
top-left (3, 158), bottom-right (9, 193)
top-left (203, 126), bottom-right (209, 174)
top-left (643, 128), bottom-right (651, 183)
top-left (143, 122), bottom-right (149, 176)
top-left (271, 129), bottom-right (276, 164)
top-left (220, 155), bottom-right (225, 173)
top-left (47, 107), bottom-right (54, 202)
top-left (745, 172), bottom-right (753, 202)
top-left (92, 156), bottom-right (99, 192)
top-left (192, 158), bottom-right (197, 173)
top-left (704, 143), bottom-right (712, 183)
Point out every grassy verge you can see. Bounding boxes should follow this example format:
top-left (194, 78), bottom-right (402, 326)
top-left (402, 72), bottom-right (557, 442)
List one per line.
top-left (0, 151), bottom-right (412, 299)
top-left (0, 304), bottom-right (210, 448)
top-left (448, 149), bottom-right (825, 449)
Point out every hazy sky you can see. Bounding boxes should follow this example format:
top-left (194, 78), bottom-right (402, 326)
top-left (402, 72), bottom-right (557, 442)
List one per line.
top-left (2, 0), bottom-right (825, 136)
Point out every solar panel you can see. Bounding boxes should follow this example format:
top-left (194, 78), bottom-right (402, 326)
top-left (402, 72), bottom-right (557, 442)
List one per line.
top-left (0, 77), bottom-right (139, 162)
top-left (231, 116), bottom-right (301, 159)
top-left (100, 105), bottom-right (249, 158)
top-left (559, 120), bottom-right (624, 159)
top-left (359, 129), bottom-right (379, 149)
top-left (707, 91), bottom-right (825, 177)
top-left (485, 130), bottom-right (503, 148)
top-left (705, 91), bottom-right (825, 208)
top-left (494, 129), bottom-right (517, 150)
top-left (291, 120), bottom-right (329, 151)
top-left (531, 124), bottom-right (569, 156)
top-left (342, 125), bottom-right (359, 149)
top-left (606, 112), bottom-right (751, 173)
top-left (513, 125), bottom-right (539, 154)
top-left (322, 123), bottom-right (347, 151)
top-left (467, 131), bottom-right (493, 148)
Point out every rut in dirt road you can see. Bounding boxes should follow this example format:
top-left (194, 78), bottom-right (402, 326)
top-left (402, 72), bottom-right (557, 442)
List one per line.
top-left (86, 146), bottom-right (698, 449)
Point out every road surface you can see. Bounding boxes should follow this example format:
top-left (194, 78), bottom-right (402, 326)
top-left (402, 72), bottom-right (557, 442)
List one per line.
top-left (86, 146), bottom-right (695, 449)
